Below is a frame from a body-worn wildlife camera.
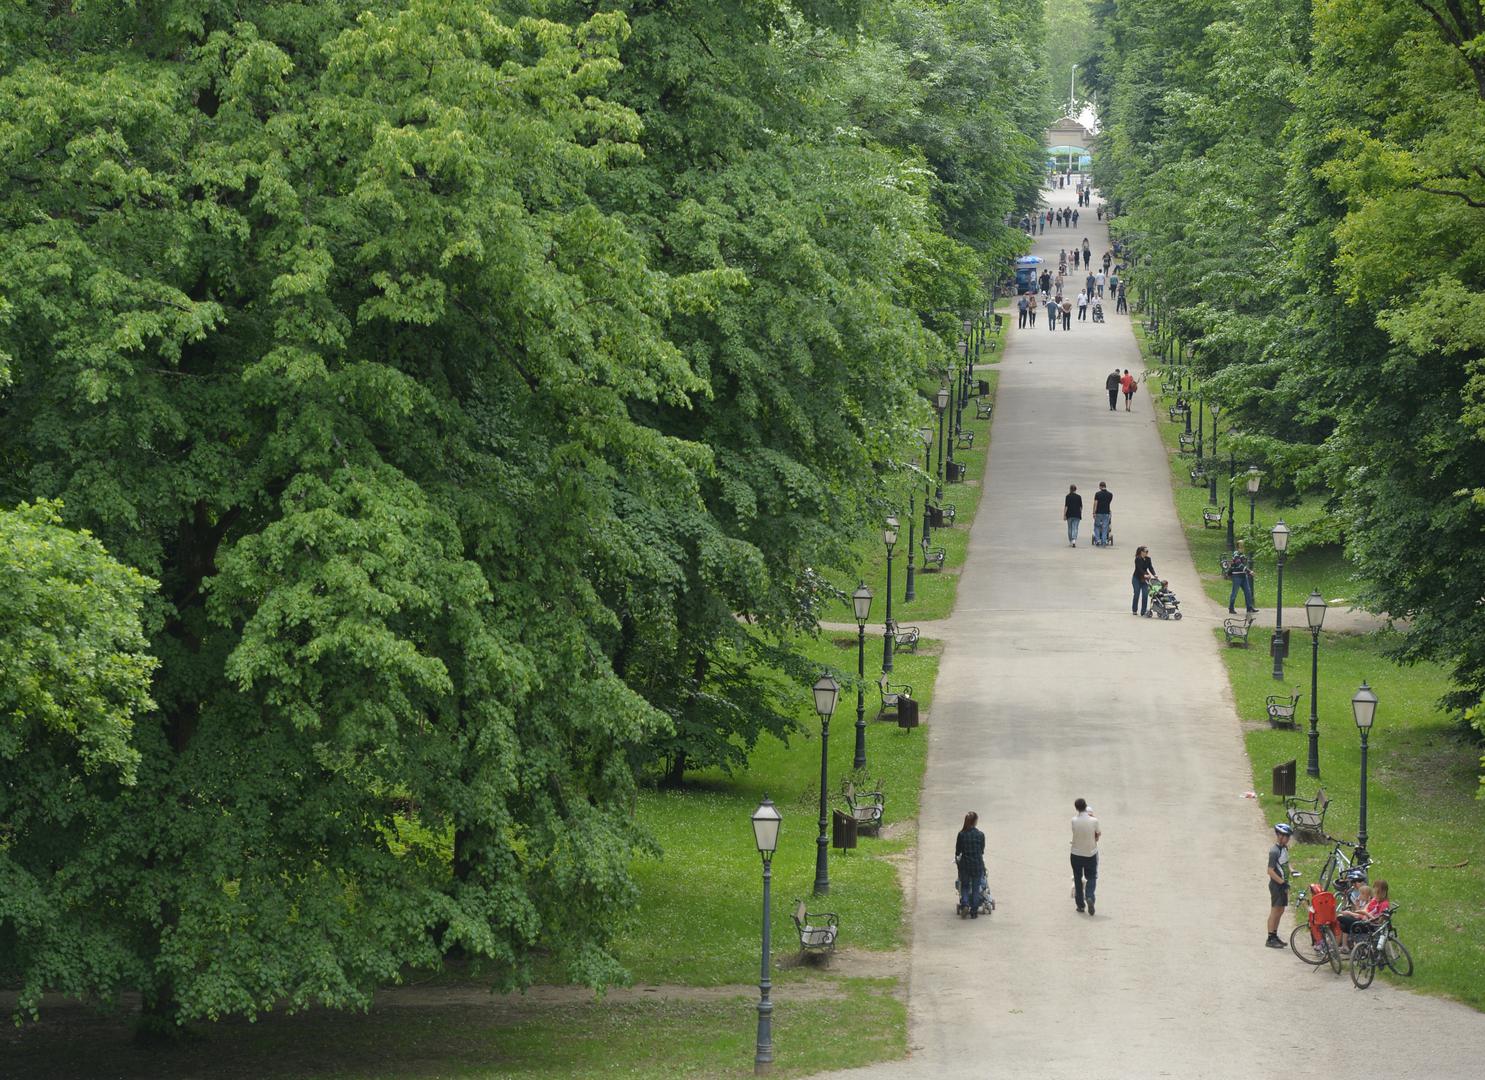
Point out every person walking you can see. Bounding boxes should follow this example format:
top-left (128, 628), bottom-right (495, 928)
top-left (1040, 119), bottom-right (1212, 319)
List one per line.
top-left (1085, 271), bottom-right (1096, 298)
top-left (1105, 367), bottom-right (1121, 411)
top-left (1017, 292), bottom-right (1029, 329)
top-left (1266, 823), bottom-right (1295, 948)
top-left (1070, 798), bottom-right (1100, 916)
top-left (1040, 211), bottom-right (1046, 234)
top-left (1095, 269), bottom-right (1106, 298)
top-left (1081, 238), bottom-right (1091, 265)
top-left (955, 811), bottom-right (988, 919)
top-left (1092, 482), bottom-right (1113, 546)
top-left (1116, 281), bottom-right (1128, 313)
top-left (1027, 293), bottom-right (1037, 327)
top-left (1072, 207), bottom-right (1079, 227)
top-left (1061, 295), bottom-right (1072, 330)
top-left (1132, 545), bottom-right (1155, 615)
top-left (1064, 484), bottom-right (1082, 547)
top-left (1077, 290), bottom-right (1088, 321)
top-left (1227, 540), bottom-right (1258, 614)
top-left (1046, 296), bottom-right (1059, 331)
top-left (1121, 369), bottom-right (1137, 411)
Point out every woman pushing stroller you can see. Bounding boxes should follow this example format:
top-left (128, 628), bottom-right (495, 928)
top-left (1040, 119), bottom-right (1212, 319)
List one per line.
top-left (955, 812), bottom-right (994, 918)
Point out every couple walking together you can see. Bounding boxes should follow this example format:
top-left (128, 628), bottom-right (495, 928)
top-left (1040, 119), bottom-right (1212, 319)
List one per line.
top-left (953, 800), bottom-right (1101, 920)
top-left (1062, 482), bottom-right (1113, 547)
top-left (1105, 368), bottom-right (1137, 411)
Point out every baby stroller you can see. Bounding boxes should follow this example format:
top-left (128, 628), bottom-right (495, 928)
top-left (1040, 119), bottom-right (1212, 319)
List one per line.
top-left (1092, 516), bottom-right (1114, 547)
top-left (1091, 298), bottom-right (1105, 323)
top-left (1146, 578), bottom-right (1183, 620)
top-left (954, 872), bottom-right (995, 918)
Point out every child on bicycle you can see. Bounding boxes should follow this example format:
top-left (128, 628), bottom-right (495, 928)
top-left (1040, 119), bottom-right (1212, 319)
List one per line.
top-left (1338, 879), bottom-right (1391, 954)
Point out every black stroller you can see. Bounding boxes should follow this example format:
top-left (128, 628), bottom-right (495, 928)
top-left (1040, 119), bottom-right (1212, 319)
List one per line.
top-left (1090, 298), bottom-right (1105, 323)
top-left (954, 871), bottom-right (995, 918)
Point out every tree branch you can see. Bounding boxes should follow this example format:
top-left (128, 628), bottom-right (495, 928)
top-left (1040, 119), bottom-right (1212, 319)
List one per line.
top-left (1417, 183), bottom-right (1485, 208)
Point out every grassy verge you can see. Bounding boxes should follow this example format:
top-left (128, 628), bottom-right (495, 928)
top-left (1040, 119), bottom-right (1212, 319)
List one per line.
top-left (1133, 321), bottom-right (1358, 608)
top-left (824, 368), bottom-right (999, 623)
top-left (1221, 629), bottom-right (1485, 1008)
top-left (2, 979), bottom-right (905, 1080)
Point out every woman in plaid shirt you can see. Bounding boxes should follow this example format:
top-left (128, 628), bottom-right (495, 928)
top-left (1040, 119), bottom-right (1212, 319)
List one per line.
top-left (955, 812), bottom-right (988, 918)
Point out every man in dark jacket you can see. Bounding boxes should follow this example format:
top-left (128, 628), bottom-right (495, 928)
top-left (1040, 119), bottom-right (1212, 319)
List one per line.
top-left (1064, 484), bottom-right (1083, 547)
top-left (1105, 368), bottom-right (1121, 411)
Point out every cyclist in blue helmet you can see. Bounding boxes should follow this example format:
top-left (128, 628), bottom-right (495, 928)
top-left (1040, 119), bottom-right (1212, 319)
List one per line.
top-left (1267, 823), bottom-right (1294, 948)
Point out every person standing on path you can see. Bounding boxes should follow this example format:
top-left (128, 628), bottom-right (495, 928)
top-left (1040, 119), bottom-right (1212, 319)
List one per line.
top-left (1070, 798), bottom-right (1100, 916)
top-left (1105, 368), bottom-right (1121, 411)
top-left (1121, 370), bottom-right (1138, 411)
top-left (1092, 482), bottom-right (1113, 546)
top-left (1266, 823), bottom-right (1294, 948)
top-left (1018, 292), bottom-right (1029, 329)
top-left (1046, 296), bottom-right (1059, 332)
top-left (955, 812), bottom-right (988, 919)
top-left (1064, 484), bottom-right (1083, 547)
top-left (1061, 295), bottom-right (1072, 330)
top-left (1078, 291), bottom-right (1088, 321)
top-left (1116, 281), bottom-right (1128, 313)
top-left (1132, 546), bottom-right (1156, 615)
top-left (1228, 540), bottom-right (1258, 614)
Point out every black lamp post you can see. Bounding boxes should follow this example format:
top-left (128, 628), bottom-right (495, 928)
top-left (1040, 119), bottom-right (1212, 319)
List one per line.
top-left (1207, 403), bottom-right (1221, 504)
top-left (1195, 395), bottom-right (1204, 460)
top-left (1271, 519), bottom-right (1290, 681)
top-left (919, 427), bottom-right (934, 546)
top-left (882, 516), bottom-right (898, 673)
top-left (852, 583), bottom-right (873, 770)
top-left (905, 489), bottom-right (916, 603)
top-left (751, 796), bottom-right (781, 1075)
top-left (811, 675), bottom-right (839, 896)
top-left (1305, 590), bottom-right (1327, 778)
top-left (945, 367), bottom-right (958, 476)
top-left (1247, 467), bottom-right (1261, 528)
top-left (1351, 682), bottom-right (1378, 866)
top-left (934, 386), bottom-right (948, 500)
top-left (1226, 451), bottom-right (1237, 550)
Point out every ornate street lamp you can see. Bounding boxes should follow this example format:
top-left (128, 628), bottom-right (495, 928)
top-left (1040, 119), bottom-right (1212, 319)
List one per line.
top-left (1305, 590), bottom-right (1328, 778)
top-left (811, 675), bottom-right (839, 896)
top-left (751, 796), bottom-right (781, 1075)
top-left (1207, 403), bottom-right (1222, 504)
top-left (919, 427), bottom-right (934, 546)
top-left (905, 487), bottom-right (917, 603)
top-left (852, 582), bottom-right (873, 770)
top-left (934, 385), bottom-right (949, 500)
top-left (882, 517), bottom-right (899, 672)
top-left (1351, 682), bottom-right (1378, 866)
top-left (1271, 520), bottom-right (1290, 681)
top-left (1247, 467), bottom-right (1261, 527)
top-left (1226, 452), bottom-right (1237, 550)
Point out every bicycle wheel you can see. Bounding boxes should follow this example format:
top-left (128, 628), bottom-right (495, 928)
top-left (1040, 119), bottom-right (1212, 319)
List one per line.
top-left (1321, 925), bottom-right (1343, 974)
top-left (1351, 942), bottom-right (1376, 989)
top-left (1382, 934), bottom-right (1414, 977)
top-left (1290, 922), bottom-right (1327, 965)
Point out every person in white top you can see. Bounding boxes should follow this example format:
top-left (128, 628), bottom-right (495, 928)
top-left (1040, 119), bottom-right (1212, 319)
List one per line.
top-left (1070, 798), bottom-right (1101, 916)
top-left (1077, 291), bottom-right (1088, 321)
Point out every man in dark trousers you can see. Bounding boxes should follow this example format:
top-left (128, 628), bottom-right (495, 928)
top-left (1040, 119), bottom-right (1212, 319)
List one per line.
top-left (1064, 484), bottom-right (1082, 547)
top-left (1105, 368), bottom-right (1121, 411)
top-left (1092, 482), bottom-right (1113, 546)
top-left (1070, 798), bottom-right (1101, 916)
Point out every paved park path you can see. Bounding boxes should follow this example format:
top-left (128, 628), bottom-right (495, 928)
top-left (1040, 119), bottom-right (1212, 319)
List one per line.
top-left (813, 186), bottom-right (1484, 1079)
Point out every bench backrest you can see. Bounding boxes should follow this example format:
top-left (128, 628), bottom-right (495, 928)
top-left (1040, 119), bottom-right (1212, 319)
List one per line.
top-left (879, 673), bottom-right (890, 693)
top-left (1316, 787), bottom-right (1328, 809)
top-left (792, 900), bottom-right (807, 926)
top-left (842, 780), bottom-right (856, 801)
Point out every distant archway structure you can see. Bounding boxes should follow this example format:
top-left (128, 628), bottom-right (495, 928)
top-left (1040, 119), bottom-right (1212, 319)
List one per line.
top-left (1045, 116), bottom-right (1094, 173)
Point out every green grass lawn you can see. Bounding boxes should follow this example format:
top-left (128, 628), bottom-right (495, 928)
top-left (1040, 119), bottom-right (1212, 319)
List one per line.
top-left (1221, 630), bottom-right (1485, 1008)
top-left (1, 980), bottom-right (905, 1080)
top-left (823, 369), bottom-right (998, 623)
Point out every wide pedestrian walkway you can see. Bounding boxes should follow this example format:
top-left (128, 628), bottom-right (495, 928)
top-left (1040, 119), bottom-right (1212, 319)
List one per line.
top-left (813, 185), bottom-right (1484, 1079)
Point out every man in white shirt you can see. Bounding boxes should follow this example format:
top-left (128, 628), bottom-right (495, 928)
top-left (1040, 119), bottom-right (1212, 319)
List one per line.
top-left (1095, 270), bottom-right (1106, 298)
top-left (1077, 290), bottom-right (1088, 321)
top-left (1070, 798), bottom-right (1101, 916)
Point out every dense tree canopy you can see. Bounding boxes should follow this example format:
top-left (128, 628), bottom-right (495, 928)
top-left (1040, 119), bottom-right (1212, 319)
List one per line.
top-left (1089, 0), bottom-right (1485, 765)
top-left (0, 0), bottom-right (1048, 1024)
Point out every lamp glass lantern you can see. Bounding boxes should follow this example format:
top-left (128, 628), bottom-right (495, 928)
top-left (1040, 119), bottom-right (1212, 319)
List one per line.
top-left (958, 339), bottom-right (968, 359)
top-left (812, 674), bottom-right (840, 720)
top-left (1271, 519), bottom-right (1291, 553)
top-left (1246, 467), bottom-right (1261, 495)
top-left (883, 515), bottom-right (899, 551)
top-left (1352, 682), bottom-right (1378, 731)
top-left (751, 797), bottom-right (781, 855)
top-left (1305, 589), bottom-right (1328, 632)
top-left (935, 386), bottom-right (949, 411)
top-left (918, 427), bottom-right (933, 451)
top-left (852, 582), bottom-right (874, 626)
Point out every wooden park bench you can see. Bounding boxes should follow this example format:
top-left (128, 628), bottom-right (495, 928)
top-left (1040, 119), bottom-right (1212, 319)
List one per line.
top-left (877, 673), bottom-right (912, 719)
top-left (1190, 462), bottom-right (1209, 486)
top-left (1284, 788), bottom-right (1330, 842)
top-left (893, 625), bottom-right (921, 653)
top-left (956, 430), bottom-right (975, 450)
top-left (1223, 615), bottom-right (1253, 647)
top-left (1168, 402), bottom-right (1188, 422)
top-left (1266, 691), bottom-right (1301, 729)
top-left (1219, 553), bottom-right (1234, 578)
top-left (791, 900), bottom-right (838, 958)
top-left (1202, 506), bottom-right (1224, 528)
top-left (1178, 431), bottom-right (1196, 452)
top-left (920, 538), bottom-right (946, 571)
top-left (976, 398), bottom-right (994, 420)
top-left (931, 502), bottom-right (958, 528)
top-left (841, 779), bottom-right (884, 834)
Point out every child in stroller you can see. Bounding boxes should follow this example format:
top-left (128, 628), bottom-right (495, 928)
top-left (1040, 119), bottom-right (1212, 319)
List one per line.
top-left (1146, 578), bottom-right (1183, 620)
top-left (954, 871), bottom-right (995, 918)
top-left (1090, 297), bottom-right (1105, 323)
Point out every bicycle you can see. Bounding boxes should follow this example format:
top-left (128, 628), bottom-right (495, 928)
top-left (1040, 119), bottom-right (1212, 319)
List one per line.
top-left (1290, 881), bottom-right (1345, 974)
top-left (1293, 837), bottom-right (1373, 918)
top-left (1349, 905), bottom-right (1413, 989)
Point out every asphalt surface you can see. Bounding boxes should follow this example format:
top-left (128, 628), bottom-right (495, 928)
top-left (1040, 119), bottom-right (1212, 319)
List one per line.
top-left (808, 183), bottom-right (1485, 1080)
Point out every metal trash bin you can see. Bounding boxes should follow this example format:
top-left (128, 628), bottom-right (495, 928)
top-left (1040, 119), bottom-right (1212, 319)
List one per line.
top-left (1270, 628), bottom-right (1291, 660)
top-left (1273, 759), bottom-right (1297, 797)
top-left (947, 461), bottom-right (966, 483)
top-left (832, 809), bottom-right (858, 850)
top-left (927, 505), bottom-right (945, 528)
top-left (978, 379), bottom-right (990, 396)
top-left (897, 696), bottom-right (920, 729)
